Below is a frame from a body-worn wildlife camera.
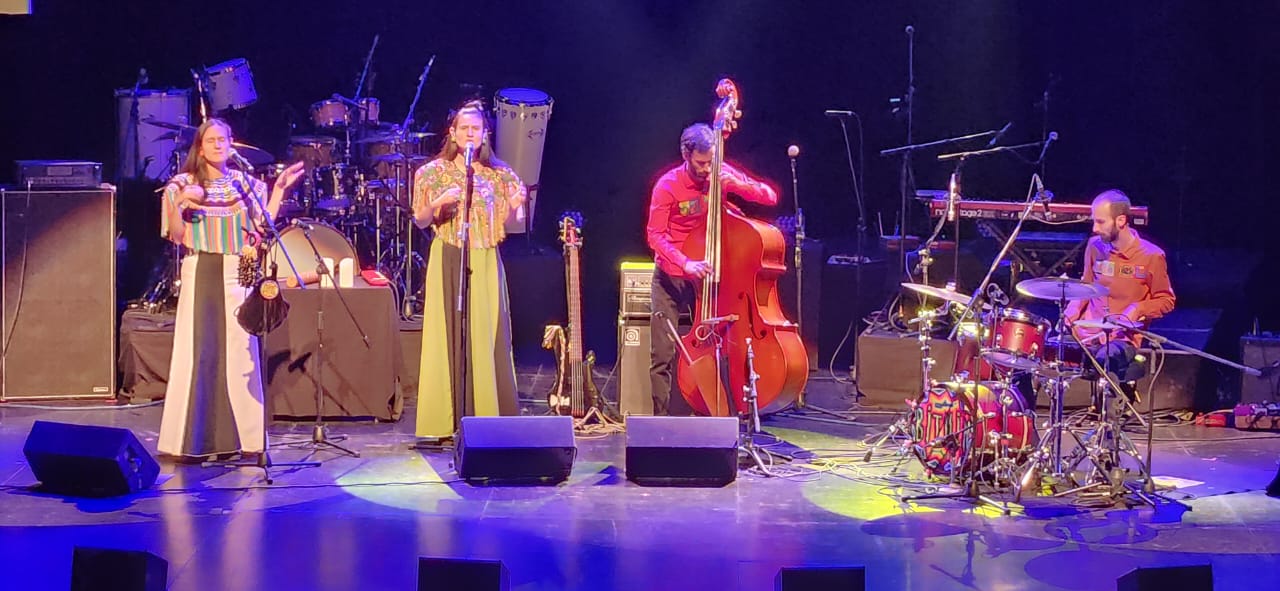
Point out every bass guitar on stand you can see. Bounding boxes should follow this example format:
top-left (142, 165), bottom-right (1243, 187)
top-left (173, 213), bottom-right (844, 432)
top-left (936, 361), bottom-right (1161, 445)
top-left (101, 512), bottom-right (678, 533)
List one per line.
top-left (543, 212), bottom-right (605, 420)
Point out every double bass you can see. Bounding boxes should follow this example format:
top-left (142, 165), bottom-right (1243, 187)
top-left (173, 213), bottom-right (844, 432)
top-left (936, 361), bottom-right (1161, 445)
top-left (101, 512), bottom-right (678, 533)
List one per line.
top-left (676, 79), bottom-right (808, 416)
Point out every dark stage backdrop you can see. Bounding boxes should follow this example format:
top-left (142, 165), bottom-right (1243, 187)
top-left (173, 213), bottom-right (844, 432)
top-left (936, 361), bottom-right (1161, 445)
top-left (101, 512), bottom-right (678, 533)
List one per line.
top-left (2, 1), bottom-right (1277, 357)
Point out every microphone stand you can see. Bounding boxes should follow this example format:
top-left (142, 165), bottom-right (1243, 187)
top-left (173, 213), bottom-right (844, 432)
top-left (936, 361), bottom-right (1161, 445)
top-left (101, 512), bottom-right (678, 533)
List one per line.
top-left (282, 217), bottom-right (369, 459)
top-left (447, 147), bottom-right (477, 440)
top-left (204, 170), bottom-right (320, 483)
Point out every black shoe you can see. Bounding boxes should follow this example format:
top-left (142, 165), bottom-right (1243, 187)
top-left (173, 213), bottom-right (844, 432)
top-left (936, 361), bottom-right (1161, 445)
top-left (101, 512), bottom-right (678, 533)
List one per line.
top-left (1267, 463), bottom-right (1280, 498)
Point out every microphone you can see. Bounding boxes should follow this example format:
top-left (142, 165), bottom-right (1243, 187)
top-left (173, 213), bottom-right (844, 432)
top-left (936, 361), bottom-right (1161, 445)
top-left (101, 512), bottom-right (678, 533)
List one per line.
top-left (293, 218), bottom-right (315, 230)
top-left (228, 148), bottom-right (253, 170)
top-left (464, 141), bottom-right (475, 168)
top-left (1034, 174), bottom-right (1054, 215)
top-left (824, 110), bottom-right (853, 118)
top-left (985, 121), bottom-right (1013, 148)
top-left (986, 284), bottom-right (1009, 306)
top-left (946, 172), bottom-right (960, 222)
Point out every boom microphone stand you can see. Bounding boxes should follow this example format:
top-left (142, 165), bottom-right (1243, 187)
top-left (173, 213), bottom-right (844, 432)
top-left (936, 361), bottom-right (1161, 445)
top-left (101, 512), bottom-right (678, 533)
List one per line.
top-left (205, 167), bottom-right (319, 483)
top-left (281, 217), bottom-right (369, 459)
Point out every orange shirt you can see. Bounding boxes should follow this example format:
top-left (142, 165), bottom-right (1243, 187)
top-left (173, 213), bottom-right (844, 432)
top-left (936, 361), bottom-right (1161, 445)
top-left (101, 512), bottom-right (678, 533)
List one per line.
top-left (1071, 228), bottom-right (1175, 345)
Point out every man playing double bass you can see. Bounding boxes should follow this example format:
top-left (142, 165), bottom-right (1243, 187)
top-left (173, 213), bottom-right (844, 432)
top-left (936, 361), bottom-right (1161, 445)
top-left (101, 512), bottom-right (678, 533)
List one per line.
top-left (646, 123), bottom-right (779, 416)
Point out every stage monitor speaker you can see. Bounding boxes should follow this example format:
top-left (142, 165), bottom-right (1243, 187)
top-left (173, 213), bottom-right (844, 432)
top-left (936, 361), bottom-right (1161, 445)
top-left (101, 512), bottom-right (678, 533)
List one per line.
top-left (72, 547), bottom-right (167, 591)
top-left (455, 416), bottom-right (576, 485)
top-left (418, 557), bottom-right (509, 591)
top-left (22, 421), bottom-right (159, 497)
top-left (625, 416), bottom-right (738, 487)
top-left (1116, 564), bottom-right (1212, 591)
top-left (775, 566), bottom-right (866, 591)
top-left (618, 316), bottom-right (653, 415)
top-left (2, 187), bottom-right (115, 401)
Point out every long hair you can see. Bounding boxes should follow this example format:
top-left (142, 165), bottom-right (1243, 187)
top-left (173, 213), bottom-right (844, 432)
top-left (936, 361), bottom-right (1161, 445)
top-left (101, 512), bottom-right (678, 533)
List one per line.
top-left (180, 118), bottom-right (233, 187)
top-left (433, 100), bottom-right (507, 168)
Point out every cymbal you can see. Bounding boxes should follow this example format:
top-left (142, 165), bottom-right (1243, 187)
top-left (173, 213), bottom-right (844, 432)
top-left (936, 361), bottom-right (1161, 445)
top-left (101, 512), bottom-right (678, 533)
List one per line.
top-left (1073, 318), bottom-right (1137, 331)
top-left (232, 143), bottom-right (274, 166)
top-left (1016, 276), bottom-right (1108, 301)
top-left (141, 118), bottom-right (195, 131)
top-left (901, 282), bottom-right (991, 309)
top-left (353, 131), bottom-right (437, 144)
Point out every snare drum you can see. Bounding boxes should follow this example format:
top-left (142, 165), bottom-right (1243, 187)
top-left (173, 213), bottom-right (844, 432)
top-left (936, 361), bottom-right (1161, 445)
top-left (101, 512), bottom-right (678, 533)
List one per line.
top-left (205, 59), bottom-right (258, 112)
top-left (1041, 335), bottom-right (1085, 376)
top-left (310, 99), bottom-right (349, 128)
top-left (983, 308), bottom-right (1052, 372)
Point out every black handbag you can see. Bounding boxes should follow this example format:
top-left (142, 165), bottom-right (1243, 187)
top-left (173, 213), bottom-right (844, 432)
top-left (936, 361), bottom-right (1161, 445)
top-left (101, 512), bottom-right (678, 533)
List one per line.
top-left (236, 260), bottom-right (290, 336)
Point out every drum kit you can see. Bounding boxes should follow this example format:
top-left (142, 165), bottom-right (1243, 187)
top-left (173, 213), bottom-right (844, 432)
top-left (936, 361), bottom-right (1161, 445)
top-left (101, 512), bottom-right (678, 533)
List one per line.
top-left (886, 275), bottom-right (1165, 508)
top-left (129, 48), bottom-right (555, 318)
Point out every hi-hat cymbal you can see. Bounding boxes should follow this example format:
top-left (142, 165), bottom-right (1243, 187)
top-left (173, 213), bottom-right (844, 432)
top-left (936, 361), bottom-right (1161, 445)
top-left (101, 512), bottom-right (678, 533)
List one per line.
top-left (1016, 276), bottom-right (1108, 301)
top-left (901, 282), bottom-right (991, 309)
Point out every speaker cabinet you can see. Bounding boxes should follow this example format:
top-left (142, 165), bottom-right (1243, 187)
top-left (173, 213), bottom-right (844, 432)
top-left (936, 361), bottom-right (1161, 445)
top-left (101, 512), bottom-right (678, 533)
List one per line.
top-left (2, 187), bottom-right (115, 400)
top-left (418, 557), bottom-right (509, 591)
top-left (775, 566), bottom-right (866, 591)
top-left (72, 547), bottom-right (167, 591)
top-left (1241, 335), bottom-right (1280, 404)
top-left (1117, 565), bottom-right (1212, 591)
top-left (454, 416), bottom-right (576, 485)
top-left (22, 421), bottom-right (159, 497)
top-left (625, 416), bottom-right (738, 487)
top-left (854, 328), bottom-right (958, 405)
top-left (618, 317), bottom-right (653, 415)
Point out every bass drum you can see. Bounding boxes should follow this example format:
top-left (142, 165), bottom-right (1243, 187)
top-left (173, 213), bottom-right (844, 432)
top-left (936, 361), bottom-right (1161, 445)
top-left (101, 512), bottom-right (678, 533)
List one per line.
top-left (265, 219), bottom-right (359, 284)
top-left (911, 381), bottom-right (1037, 478)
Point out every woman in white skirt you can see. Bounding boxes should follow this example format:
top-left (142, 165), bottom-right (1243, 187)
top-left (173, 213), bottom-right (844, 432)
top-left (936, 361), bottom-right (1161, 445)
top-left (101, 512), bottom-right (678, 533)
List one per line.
top-left (157, 119), bottom-right (305, 459)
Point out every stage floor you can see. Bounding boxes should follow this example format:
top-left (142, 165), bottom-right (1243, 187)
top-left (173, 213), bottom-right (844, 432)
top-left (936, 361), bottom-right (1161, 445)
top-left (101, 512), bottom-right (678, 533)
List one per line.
top-left (2, 367), bottom-right (1279, 591)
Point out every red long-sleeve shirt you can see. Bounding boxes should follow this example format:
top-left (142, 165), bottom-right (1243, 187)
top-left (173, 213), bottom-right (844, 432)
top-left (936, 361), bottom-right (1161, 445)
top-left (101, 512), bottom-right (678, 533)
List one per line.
top-left (1069, 229), bottom-right (1176, 345)
top-left (645, 162), bottom-right (779, 278)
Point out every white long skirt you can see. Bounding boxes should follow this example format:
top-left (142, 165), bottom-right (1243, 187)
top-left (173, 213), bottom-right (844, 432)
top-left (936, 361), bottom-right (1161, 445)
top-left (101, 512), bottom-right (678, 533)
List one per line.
top-left (158, 253), bottom-right (265, 457)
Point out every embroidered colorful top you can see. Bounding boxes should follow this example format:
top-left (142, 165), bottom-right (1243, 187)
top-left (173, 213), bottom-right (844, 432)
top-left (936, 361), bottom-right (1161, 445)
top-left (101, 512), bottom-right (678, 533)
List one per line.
top-left (413, 159), bottom-right (526, 249)
top-left (161, 170), bottom-right (268, 255)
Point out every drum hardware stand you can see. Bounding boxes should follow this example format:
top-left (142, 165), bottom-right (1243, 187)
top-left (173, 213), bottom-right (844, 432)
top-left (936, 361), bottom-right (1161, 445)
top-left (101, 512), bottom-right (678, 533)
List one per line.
top-left (948, 171), bottom-right (1054, 341)
top-left (863, 301), bottom-right (947, 463)
top-left (205, 175), bottom-right (321, 482)
top-left (278, 219), bottom-right (369, 459)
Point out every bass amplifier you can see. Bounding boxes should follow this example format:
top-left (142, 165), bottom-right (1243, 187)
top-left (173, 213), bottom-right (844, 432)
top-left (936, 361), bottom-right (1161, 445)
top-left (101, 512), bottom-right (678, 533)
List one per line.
top-left (619, 260), bottom-right (654, 319)
top-left (2, 187), bottom-right (116, 400)
top-left (15, 160), bottom-right (103, 189)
